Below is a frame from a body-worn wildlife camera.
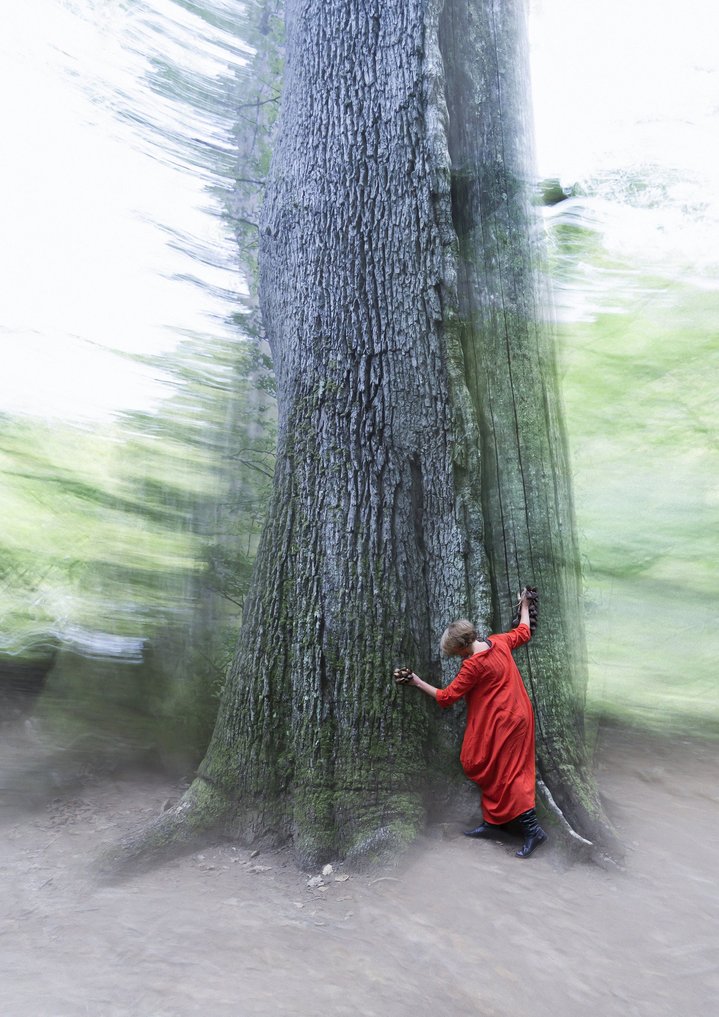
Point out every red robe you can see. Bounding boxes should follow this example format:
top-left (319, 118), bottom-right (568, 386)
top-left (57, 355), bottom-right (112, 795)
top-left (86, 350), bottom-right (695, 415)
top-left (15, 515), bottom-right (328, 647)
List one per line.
top-left (435, 623), bottom-right (535, 824)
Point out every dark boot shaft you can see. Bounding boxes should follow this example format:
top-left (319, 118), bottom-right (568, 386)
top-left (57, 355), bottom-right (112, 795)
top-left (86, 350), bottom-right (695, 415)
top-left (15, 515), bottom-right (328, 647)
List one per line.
top-left (515, 809), bottom-right (547, 858)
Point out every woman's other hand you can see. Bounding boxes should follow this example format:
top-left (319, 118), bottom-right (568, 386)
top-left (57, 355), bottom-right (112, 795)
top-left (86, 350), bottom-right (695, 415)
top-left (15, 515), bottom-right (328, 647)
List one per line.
top-left (393, 667), bottom-right (438, 699)
top-left (393, 666), bottom-right (414, 685)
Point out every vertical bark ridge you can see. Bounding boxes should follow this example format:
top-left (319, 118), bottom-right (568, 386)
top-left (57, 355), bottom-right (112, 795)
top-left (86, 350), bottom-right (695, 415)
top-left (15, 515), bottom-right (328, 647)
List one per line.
top-left (193, 0), bottom-right (493, 863)
top-left (438, 0), bottom-right (609, 841)
top-left (146, 0), bottom-right (618, 873)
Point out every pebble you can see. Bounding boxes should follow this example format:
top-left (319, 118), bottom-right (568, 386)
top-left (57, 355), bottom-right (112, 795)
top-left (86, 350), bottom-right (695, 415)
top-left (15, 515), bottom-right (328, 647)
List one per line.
top-left (322, 864), bottom-right (333, 876)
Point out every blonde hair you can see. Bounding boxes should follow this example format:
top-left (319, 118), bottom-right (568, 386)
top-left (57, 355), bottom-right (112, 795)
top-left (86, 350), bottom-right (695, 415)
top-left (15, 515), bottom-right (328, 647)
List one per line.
top-left (440, 619), bottom-right (477, 657)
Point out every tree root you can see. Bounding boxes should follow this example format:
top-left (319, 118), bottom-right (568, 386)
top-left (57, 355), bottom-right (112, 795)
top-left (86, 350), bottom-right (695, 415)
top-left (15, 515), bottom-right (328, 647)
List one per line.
top-left (341, 817), bottom-right (422, 870)
top-left (96, 766), bottom-right (617, 881)
top-left (537, 777), bottom-right (623, 866)
top-left (97, 776), bottom-right (425, 880)
top-left (95, 776), bottom-right (233, 881)
top-left (284, 786), bottom-right (424, 869)
top-left (538, 778), bottom-right (592, 847)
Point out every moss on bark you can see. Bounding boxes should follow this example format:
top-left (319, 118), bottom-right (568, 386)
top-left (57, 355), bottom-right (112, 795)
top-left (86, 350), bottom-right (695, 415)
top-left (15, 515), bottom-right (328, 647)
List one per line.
top-left (108, 0), bottom-right (616, 875)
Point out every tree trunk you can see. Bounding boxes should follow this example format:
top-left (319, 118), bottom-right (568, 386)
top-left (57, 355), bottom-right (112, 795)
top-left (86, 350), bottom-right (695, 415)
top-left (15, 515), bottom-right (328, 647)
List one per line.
top-left (439, 0), bottom-right (606, 842)
top-left (198, 0), bottom-right (491, 864)
top-left (114, 0), bottom-right (614, 873)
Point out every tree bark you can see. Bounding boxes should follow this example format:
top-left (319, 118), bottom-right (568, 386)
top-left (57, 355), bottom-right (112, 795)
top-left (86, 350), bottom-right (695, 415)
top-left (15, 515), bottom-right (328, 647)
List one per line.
top-left (439, 0), bottom-right (607, 842)
top-left (197, 0), bottom-right (491, 864)
top-left (114, 0), bottom-right (614, 873)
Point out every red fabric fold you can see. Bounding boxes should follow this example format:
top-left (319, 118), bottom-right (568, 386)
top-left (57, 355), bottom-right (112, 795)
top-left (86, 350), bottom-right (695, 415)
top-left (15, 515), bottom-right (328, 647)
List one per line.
top-left (436, 624), bottom-right (535, 823)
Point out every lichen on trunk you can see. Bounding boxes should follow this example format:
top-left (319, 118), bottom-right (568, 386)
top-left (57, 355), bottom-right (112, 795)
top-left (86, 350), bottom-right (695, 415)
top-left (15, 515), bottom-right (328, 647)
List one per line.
top-left (439, 0), bottom-right (610, 845)
top-left (197, 0), bottom-right (490, 864)
top-left (113, 0), bottom-right (615, 874)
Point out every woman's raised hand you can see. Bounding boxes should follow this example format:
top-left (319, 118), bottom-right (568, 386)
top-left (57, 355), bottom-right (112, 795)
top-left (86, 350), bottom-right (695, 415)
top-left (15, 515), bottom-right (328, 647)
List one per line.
top-left (517, 586), bottom-right (539, 631)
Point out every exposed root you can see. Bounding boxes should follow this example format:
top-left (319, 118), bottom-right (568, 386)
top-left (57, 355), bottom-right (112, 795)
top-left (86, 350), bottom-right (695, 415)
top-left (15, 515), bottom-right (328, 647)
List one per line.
top-left (95, 767), bottom-right (617, 881)
top-left (343, 822), bottom-right (415, 870)
top-left (95, 777), bottom-right (233, 882)
top-left (537, 777), bottom-right (593, 847)
top-left (537, 777), bottom-right (623, 865)
top-left (285, 783), bottom-right (427, 869)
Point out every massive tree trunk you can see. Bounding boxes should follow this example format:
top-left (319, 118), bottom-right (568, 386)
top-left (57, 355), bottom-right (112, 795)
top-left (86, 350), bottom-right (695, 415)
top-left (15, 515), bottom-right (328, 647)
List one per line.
top-left (116, 0), bottom-right (613, 872)
top-left (199, 0), bottom-right (487, 863)
top-left (439, 1), bottom-right (603, 840)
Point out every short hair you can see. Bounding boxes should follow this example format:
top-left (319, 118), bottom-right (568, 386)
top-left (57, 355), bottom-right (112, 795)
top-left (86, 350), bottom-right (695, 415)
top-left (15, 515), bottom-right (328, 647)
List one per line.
top-left (440, 619), bottom-right (477, 656)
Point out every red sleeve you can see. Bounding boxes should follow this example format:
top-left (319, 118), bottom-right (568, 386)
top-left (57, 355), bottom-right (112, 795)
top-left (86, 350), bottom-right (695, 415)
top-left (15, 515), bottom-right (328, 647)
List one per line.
top-left (494, 623), bottom-right (531, 651)
top-left (435, 658), bottom-right (480, 709)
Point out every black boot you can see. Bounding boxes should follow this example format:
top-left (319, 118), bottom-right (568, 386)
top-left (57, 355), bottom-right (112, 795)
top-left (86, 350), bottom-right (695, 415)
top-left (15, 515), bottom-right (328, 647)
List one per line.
top-left (463, 821), bottom-right (500, 839)
top-left (515, 809), bottom-right (547, 858)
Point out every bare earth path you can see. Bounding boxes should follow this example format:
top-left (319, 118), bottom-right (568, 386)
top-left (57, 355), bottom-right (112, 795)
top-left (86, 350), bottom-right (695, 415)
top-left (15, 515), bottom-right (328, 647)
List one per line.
top-left (2, 725), bottom-right (717, 1017)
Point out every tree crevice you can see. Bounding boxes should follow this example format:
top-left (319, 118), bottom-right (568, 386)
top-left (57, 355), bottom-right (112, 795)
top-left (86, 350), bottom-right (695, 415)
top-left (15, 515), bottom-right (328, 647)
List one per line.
top-left (107, 0), bottom-right (617, 875)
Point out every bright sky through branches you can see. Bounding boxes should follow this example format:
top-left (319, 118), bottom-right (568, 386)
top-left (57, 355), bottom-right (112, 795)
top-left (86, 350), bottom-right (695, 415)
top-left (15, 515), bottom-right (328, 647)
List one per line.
top-left (0, 0), bottom-right (245, 422)
top-left (1, 0), bottom-right (718, 421)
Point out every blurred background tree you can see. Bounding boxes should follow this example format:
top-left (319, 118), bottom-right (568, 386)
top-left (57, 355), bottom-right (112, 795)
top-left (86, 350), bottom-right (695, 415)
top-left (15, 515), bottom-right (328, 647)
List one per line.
top-left (1, 0), bottom-right (717, 812)
top-left (0, 0), bottom-right (278, 779)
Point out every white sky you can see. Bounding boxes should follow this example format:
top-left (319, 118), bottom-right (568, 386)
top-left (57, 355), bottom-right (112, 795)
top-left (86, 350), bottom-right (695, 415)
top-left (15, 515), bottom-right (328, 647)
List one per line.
top-left (1, 0), bottom-right (718, 421)
top-left (0, 0), bottom-right (242, 422)
top-left (529, 0), bottom-right (719, 181)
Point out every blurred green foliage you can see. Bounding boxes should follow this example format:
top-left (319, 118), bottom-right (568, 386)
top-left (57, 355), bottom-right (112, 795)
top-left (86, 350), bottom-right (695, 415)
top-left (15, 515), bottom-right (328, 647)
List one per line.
top-left (553, 216), bottom-right (719, 735)
top-left (0, 330), bottom-right (275, 763)
top-left (0, 0), bottom-right (281, 770)
top-left (5, 1), bottom-right (715, 775)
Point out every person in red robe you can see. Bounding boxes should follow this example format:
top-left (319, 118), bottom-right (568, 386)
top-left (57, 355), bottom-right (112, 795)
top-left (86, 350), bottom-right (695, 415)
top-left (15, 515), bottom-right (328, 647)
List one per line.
top-left (405, 591), bottom-right (547, 858)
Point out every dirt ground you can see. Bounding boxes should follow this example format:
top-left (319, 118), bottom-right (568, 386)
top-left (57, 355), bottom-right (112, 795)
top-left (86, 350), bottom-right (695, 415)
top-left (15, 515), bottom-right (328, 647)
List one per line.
top-left (1, 724), bottom-right (717, 1017)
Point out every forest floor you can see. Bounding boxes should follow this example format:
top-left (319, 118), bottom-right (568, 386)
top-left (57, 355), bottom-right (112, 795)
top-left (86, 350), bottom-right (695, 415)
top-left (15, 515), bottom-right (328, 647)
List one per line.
top-left (1, 723), bottom-right (717, 1017)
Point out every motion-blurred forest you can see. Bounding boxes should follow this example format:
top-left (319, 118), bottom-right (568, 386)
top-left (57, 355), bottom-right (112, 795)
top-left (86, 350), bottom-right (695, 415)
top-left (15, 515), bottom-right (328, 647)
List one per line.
top-left (2, 0), bottom-right (717, 793)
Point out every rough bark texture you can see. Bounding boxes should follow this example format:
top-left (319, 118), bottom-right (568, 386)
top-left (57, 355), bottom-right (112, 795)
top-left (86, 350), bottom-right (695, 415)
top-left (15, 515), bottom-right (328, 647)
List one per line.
top-left (117, 0), bottom-right (613, 872)
top-left (196, 0), bottom-right (491, 864)
top-left (439, 0), bottom-right (608, 842)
